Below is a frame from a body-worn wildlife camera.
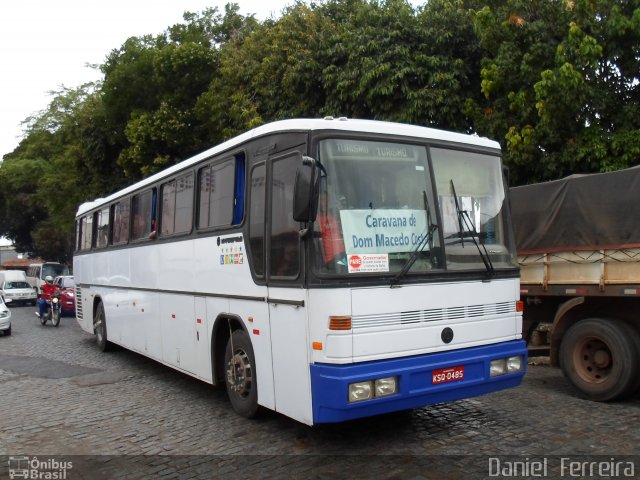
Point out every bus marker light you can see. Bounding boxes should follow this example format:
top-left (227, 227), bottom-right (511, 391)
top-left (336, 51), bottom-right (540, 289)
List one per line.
top-left (248, 316), bottom-right (254, 323)
top-left (197, 318), bottom-right (202, 324)
top-left (172, 314), bottom-right (176, 318)
top-left (253, 329), bottom-right (260, 335)
top-left (329, 316), bottom-right (352, 330)
top-left (312, 342), bottom-right (323, 350)
top-left (516, 300), bottom-right (524, 312)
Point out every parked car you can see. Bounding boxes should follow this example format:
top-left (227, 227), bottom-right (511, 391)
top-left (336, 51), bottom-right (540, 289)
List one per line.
top-left (54, 275), bottom-right (76, 316)
top-left (1, 279), bottom-right (38, 306)
top-left (0, 296), bottom-right (11, 336)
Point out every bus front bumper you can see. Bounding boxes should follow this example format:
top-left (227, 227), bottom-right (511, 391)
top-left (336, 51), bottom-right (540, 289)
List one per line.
top-left (310, 340), bottom-right (527, 424)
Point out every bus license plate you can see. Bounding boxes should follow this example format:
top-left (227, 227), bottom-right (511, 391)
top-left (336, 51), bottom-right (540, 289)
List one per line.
top-left (432, 366), bottom-right (464, 384)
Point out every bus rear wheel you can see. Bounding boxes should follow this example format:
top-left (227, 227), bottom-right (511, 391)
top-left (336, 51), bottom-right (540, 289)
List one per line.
top-left (560, 318), bottom-right (639, 401)
top-left (224, 330), bottom-right (258, 418)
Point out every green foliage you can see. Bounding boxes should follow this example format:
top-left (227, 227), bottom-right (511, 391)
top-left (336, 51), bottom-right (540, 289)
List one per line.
top-left (0, 158), bottom-right (49, 255)
top-left (318, 0), bottom-right (482, 130)
top-left (469, 0), bottom-right (640, 184)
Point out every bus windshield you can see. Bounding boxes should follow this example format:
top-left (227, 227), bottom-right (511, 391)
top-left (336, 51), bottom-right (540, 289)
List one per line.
top-left (313, 139), bottom-right (517, 276)
top-left (42, 263), bottom-right (70, 279)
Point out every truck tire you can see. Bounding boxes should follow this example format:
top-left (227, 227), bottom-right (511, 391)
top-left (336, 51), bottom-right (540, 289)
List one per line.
top-left (559, 318), bottom-right (640, 401)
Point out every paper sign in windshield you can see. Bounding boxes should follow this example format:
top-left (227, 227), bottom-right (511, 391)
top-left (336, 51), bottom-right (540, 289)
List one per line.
top-left (347, 254), bottom-right (389, 273)
top-left (340, 209), bottom-right (429, 255)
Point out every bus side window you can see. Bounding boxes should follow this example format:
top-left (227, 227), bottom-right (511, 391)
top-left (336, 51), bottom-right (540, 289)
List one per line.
top-left (161, 174), bottom-right (193, 237)
top-left (74, 221), bottom-right (81, 252)
top-left (81, 215), bottom-right (93, 250)
top-left (249, 164), bottom-right (266, 277)
top-left (95, 207), bottom-right (109, 248)
top-left (198, 159), bottom-right (235, 229)
top-left (269, 153), bottom-right (300, 278)
top-left (111, 198), bottom-right (130, 245)
top-left (131, 189), bottom-right (156, 241)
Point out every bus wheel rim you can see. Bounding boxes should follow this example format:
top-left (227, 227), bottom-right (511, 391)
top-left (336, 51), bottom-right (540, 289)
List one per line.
top-left (227, 349), bottom-right (252, 398)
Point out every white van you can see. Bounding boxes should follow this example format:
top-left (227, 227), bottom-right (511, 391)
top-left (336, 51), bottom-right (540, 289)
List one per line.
top-left (26, 262), bottom-right (70, 293)
top-left (0, 270), bottom-right (37, 305)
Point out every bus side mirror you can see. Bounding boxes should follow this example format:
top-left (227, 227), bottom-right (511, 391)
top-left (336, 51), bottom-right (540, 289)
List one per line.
top-left (293, 156), bottom-right (320, 222)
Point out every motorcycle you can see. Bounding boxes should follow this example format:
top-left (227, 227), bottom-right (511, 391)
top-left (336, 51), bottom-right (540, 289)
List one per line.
top-left (39, 294), bottom-right (62, 327)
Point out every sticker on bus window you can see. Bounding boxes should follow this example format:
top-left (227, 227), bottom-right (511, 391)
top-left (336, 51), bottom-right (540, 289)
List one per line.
top-left (347, 254), bottom-right (389, 273)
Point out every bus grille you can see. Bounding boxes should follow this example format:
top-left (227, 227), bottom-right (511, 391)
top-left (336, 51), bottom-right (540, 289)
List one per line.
top-left (351, 302), bottom-right (515, 329)
top-left (75, 287), bottom-right (83, 319)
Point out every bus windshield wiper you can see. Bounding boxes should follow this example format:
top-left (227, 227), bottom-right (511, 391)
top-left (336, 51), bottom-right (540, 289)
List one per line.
top-left (449, 179), bottom-right (494, 276)
top-left (391, 190), bottom-right (438, 287)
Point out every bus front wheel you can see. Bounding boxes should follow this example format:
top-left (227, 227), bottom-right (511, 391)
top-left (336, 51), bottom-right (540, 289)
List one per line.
top-left (224, 330), bottom-right (258, 418)
top-left (94, 302), bottom-right (112, 352)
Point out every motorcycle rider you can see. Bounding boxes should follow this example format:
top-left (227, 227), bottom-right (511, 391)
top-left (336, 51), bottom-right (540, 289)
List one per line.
top-left (35, 276), bottom-right (61, 318)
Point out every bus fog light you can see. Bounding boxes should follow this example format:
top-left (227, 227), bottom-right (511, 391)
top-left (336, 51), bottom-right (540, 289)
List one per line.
top-left (507, 356), bottom-right (523, 373)
top-left (349, 381), bottom-right (373, 402)
top-left (490, 359), bottom-right (507, 377)
top-left (374, 377), bottom-right (397, 397)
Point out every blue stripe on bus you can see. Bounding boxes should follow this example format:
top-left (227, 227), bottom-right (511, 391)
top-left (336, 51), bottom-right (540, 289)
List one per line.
top-left (310, 340), bottom-right (527, 424)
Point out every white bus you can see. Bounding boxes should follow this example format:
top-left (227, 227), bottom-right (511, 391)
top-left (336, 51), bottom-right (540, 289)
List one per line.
top-left (74, 118), bottom-right (526, 425)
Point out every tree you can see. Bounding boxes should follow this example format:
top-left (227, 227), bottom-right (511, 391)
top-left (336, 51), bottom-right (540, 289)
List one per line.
top-left (101, 6), bottom-right (258, 179)
top-left (469, 0), bottom-right (640, 184)
top-left (0, 157), bottom-right (49, 255)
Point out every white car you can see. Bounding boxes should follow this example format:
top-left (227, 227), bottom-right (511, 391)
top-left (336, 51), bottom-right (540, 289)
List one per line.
top-left (1, 280), bottom-right (37, 306)
top-left (0, 296), bottom-right (11, 336)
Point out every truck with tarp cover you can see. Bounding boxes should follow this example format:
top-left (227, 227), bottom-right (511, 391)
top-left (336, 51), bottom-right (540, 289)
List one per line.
top-left (511, 166), bottom-right (640, 401)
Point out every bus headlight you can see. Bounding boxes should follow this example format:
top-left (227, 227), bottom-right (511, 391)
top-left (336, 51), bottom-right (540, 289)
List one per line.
top-left (348, 381), bottom-right (373, 402)
top-left (375, 377), bottom-right (398, 397)
top-left (348, 376), bottom-right (398, 402)
top-left (490, 356), bottom-right (523, 377)
top-left (490, 359), bottom-right (507, 377)
top-left (507, 356), bottom-right (523, 373)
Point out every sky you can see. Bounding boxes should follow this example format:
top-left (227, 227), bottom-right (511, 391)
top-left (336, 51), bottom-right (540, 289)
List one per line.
top-left (0, 0), bottom-right (297, 160)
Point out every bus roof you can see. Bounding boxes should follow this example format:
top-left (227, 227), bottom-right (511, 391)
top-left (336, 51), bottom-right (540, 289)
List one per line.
top-left (76, 117), bottom-right (500, 217)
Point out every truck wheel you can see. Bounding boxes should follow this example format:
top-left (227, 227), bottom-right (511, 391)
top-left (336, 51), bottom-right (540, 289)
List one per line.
top-left (224, 329), bottom-right (259, 418)
top-left (560, 318), bottom-right (639, 401)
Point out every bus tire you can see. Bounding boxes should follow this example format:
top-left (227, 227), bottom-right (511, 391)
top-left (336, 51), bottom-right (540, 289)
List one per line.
top-left (94, 302), bottom-right (112, 352)
top-left (559, 318), bottom-right (639, 401)
top-left (224, 329), bottom-right (258, 418)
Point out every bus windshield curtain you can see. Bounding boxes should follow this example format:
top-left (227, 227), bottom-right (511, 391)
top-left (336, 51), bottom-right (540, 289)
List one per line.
top-left (151, 188), bottom-right (157, 231)
top-left (233, 156), bottom-right (245, 225)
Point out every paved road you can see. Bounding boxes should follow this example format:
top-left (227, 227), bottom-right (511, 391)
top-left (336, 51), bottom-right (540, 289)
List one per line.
top-left (1, 304), bottom-right (639, 479)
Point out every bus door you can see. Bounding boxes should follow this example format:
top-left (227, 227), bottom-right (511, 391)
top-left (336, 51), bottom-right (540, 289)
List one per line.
top-left (267, 147), bottom-right (312, 424)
